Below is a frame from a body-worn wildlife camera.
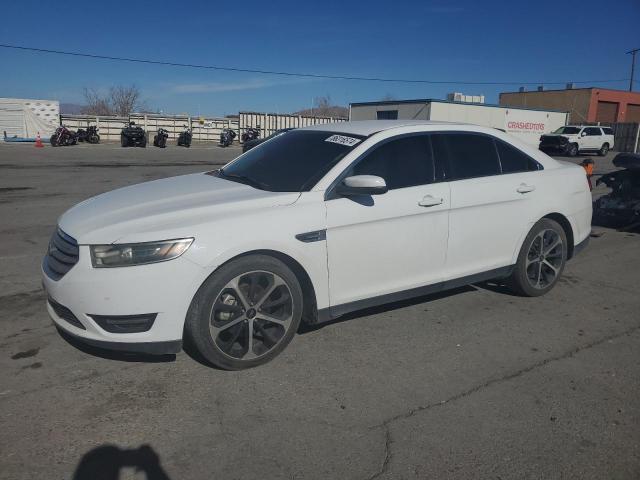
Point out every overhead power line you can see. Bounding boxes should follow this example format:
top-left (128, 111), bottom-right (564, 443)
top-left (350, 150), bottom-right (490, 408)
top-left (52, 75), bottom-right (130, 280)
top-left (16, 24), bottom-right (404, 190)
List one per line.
top-left (0, 43), bottom-right (630, 87)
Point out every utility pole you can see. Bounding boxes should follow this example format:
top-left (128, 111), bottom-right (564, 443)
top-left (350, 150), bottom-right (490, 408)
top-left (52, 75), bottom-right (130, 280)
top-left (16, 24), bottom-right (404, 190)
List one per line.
top-left (627, 48), bottom-right (640, 92)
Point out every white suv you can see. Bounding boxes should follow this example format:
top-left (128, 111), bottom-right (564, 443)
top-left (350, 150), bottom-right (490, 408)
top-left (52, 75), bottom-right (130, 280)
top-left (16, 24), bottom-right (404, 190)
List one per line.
top-left (539, 125), bottom-right (614, 157)
top-left (43, 121), bottom-right (592, 369)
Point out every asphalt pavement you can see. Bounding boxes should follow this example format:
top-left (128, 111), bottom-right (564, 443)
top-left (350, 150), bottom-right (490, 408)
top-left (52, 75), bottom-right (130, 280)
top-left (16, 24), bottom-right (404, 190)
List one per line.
top-left (0, 142), bottom-right (638, 479)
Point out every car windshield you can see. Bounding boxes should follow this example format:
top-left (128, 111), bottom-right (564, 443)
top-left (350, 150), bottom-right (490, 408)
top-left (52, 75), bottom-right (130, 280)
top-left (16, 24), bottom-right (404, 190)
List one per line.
top-left (217, 130), bottom-right (365, 192)
top-left (554, 126), bottom-right (581, 135)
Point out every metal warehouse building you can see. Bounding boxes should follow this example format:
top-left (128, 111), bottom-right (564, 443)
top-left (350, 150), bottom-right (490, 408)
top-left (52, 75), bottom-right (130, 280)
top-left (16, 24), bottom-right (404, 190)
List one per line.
top-left (349, 98), bottom-right (568, 146)
top-left (499, 87), bottom-right (640, 124)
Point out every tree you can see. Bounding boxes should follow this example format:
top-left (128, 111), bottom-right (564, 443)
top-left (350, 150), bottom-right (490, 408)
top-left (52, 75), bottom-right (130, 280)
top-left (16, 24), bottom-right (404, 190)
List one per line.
top-left (82, 85), bottom-right (148, 116)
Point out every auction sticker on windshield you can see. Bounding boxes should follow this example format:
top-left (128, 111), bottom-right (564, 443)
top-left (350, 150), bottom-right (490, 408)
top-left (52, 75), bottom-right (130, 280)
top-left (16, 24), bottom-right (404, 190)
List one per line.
top-left (325, 135), bottom-right (361, 147)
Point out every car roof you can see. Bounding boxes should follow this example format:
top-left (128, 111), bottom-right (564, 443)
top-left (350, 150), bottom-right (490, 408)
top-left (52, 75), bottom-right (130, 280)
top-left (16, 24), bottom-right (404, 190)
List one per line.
top-left (300, 120), bottom-right (462, 136)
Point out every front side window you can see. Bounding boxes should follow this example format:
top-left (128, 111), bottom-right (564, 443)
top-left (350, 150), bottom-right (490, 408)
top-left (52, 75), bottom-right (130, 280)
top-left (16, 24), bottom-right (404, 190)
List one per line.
top-left (438, 133), bottom-right (500, 180)
top-left (350, 135), bottom-right (434, 190)
top-left (496, 140), bottom-right (542, 173)
top-left (219, 130), bottom-right (364, 192)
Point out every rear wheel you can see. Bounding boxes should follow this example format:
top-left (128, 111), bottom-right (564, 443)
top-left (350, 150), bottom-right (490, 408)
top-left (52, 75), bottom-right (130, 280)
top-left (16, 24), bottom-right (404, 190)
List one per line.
top-left (185, 255), bottom-right (303, 370)
top-left (598, 143), bottom-right (609, 156)
top-left (506, 218), bottom-right (567, 297)
top-left (567, 143), bottom-right (579, 157)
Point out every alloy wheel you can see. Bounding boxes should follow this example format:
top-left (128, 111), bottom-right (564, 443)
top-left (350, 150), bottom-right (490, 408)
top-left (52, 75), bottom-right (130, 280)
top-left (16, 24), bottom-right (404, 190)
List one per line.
top-left (525, 229), bottom-right (564, 289)
top-left (209, 271), bottom-right (293, 360)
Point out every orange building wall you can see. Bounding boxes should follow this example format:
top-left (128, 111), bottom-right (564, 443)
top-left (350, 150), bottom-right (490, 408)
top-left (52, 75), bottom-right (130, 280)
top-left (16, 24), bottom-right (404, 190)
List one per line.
top-left (588, 89), bottom-right (640, 122)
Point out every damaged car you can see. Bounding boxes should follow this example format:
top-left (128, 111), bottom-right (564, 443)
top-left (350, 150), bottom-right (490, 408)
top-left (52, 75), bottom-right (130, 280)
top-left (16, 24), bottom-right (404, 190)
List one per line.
top-left (593, 153), bottom-right (640, 229)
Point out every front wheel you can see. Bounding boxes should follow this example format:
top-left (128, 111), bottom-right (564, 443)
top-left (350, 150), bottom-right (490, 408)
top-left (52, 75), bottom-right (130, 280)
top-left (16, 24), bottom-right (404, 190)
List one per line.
top-left (506, 218), bottom-right (567, 297)
top-left (598, 143), bottom-right (609, 156)
top-left (121, 135), bottom-right (128, 147)
top-left (185, 255), bottom-right (303, 370)
top-left (50, 135), bottom-right (57, 147)
top-left (567, 143), bottom-right (579, 157)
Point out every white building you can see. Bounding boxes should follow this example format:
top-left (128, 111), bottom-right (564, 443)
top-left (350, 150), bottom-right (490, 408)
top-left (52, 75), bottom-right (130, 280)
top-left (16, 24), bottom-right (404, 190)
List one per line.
top-left (349, 98), bottom-right (568, 146)
top-left (0, 98), bottom-right (59, 139)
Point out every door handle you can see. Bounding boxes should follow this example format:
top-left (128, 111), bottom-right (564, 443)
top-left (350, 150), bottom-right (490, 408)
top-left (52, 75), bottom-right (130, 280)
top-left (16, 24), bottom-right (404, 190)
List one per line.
top-left (516, 183), bottom-right (536, 194)
top-left (418, 195), bottom-right (444, 207)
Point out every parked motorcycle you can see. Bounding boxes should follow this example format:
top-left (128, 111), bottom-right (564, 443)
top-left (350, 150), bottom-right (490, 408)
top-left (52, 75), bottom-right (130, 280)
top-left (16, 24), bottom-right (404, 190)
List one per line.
top-left (177, 125), bottom-right (192, 147)
top-left (50, 125), bottom-right (78, 147)
top-left (219, 128), bottom-right (236, 147)
top-left (593, 153), bottom-right (640, 230)
top-left (121, 121), bottom-right (147, 147)
top-left (241, 127), bottom-right (260, 143)
top-left (153, 128), bottom-right (169, 148)
top-left (76, 125), bottom-right (100, 144)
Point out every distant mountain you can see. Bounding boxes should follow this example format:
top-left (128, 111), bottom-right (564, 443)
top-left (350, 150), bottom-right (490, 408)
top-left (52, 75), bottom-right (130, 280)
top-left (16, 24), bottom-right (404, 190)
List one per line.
top-left (60, 103), bottom-right (86, 114)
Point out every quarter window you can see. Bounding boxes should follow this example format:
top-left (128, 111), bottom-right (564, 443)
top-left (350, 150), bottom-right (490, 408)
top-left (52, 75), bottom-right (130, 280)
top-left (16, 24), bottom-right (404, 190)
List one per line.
top-left (438, 133), bottom-right (501, 180)
top-left (351, 135), bottom-right (434, 189)
top-left (602, 127), bottom-right (614, 135)
top-left (496, 140), bottom-right (541, 173)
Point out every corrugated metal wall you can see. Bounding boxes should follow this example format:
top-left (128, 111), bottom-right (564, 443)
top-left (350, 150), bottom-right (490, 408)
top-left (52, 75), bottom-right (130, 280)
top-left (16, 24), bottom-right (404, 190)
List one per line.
top-left (60, 112), bottom-right (346, 143)
top-left (238, 112), bottom-right (346, 140)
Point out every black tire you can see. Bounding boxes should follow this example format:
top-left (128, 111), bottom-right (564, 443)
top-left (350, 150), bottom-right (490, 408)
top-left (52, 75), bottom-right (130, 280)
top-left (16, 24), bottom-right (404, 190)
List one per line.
top-left (567, 143), bottom-right (579, 157)
top-left (598, 143), bottom-right (609, 156)
top-left (121, 135), bottom-right (128, 147)
top-left (506, 218), bottom-right (568, 297)
top-left (185, 254), bottom-right (303, 370)
top-left (89, 134), bottom-right (100, 144)
top-left (50, 135), bottom-right (57, 147)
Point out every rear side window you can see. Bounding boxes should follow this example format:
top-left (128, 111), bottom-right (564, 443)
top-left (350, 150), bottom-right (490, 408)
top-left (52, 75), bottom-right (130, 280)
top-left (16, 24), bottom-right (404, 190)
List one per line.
top-left (585, 127), bottom-right (602, 136)
top-left (439, 133), bottom-right (500, 180)
top-left (602, 127), bottom-right (614, 135)
top-left (351, 135), bottom-right (434, 189)
top-left (496, 140), bottom-right (542, 173)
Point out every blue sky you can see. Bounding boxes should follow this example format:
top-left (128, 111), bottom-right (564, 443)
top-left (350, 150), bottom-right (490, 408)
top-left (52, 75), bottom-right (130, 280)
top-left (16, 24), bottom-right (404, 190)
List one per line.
top-left (1, 0), bottom-right (638, 116)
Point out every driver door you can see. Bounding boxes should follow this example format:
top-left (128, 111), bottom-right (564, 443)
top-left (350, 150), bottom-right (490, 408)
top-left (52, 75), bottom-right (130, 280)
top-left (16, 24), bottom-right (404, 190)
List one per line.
top-left (324, 134), bottom-right (450, 309)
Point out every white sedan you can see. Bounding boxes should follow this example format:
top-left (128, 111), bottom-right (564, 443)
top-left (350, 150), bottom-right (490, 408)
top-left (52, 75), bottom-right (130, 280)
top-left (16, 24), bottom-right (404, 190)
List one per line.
top-left (42, 120), bottom-right (592, 369)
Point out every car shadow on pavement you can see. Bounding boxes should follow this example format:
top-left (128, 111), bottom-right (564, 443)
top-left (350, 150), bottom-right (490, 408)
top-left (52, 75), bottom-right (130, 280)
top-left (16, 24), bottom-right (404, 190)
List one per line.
top-left (472, 279), bottom-right (520, 297)
top-left (298, 285), bottom-right (477, 334)
top-left (57, 328), bottom-right (176, 364)
top-left (73, 444), bottom-right (171, 480)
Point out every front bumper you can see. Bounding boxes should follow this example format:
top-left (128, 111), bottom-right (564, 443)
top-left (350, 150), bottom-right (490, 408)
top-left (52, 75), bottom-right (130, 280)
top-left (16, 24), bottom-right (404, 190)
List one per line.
top-left (539, 144), bottom-right (569, 154)
top-left (42, 246), bottom-right (208, 354)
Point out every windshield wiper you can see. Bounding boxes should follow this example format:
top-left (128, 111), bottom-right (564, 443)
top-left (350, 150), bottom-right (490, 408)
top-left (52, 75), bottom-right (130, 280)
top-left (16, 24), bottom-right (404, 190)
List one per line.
top-left (218, 169), bottom-right (270, 191)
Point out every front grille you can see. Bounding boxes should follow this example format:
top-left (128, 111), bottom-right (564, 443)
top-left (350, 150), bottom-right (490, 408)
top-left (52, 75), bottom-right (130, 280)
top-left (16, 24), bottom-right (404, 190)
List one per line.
top-left (43, 228), bottom-right (79, 280)
top-left (89, 313), bottom-right (157, 333)
top-left (48, 297), bottom-right (85, 330)
top-left (540, 136), bottom-right (567, 146)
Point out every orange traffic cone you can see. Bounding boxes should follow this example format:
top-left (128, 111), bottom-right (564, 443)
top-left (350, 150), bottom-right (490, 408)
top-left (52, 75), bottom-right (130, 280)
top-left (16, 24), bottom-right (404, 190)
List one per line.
top-left (35, 132), bottom-right (44, 148)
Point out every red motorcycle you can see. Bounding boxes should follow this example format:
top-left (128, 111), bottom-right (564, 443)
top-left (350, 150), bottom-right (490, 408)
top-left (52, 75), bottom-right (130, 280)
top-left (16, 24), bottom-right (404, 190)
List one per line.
top-left (50, 126), bottom-right (78, 147)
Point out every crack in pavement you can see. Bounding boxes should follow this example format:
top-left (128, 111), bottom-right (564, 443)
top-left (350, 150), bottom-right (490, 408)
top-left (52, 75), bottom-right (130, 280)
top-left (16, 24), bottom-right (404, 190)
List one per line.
top-left (365, 323), bottom-right (640, 480)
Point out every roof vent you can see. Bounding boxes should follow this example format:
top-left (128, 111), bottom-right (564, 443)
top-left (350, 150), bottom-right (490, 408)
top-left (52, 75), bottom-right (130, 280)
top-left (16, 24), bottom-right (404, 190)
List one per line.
top-left (566, 82), bottom-right (574, 90)
top-left (519, 86), bottom-right (526, 93)
top-left (537, 85), bottom-right (544, 92)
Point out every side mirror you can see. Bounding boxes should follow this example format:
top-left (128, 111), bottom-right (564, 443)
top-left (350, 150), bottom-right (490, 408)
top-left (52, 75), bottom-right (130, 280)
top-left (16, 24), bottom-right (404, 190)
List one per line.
top-left (335, 175), bottom-right (388, 196)
top-left (580, 131), bottom-right (587, 137)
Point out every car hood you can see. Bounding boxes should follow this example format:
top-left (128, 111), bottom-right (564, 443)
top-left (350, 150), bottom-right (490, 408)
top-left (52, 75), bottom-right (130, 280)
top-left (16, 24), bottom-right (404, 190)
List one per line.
top-left (58, 172), bottom-right (300, 244)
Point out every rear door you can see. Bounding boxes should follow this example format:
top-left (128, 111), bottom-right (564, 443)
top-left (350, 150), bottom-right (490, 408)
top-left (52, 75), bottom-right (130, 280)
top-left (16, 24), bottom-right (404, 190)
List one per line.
top-left (583, 127), bottom-right (603, 150)
top-left (436, 132), bottom-right (542, 279)
top-left (325, 134), bottom-right (450, 307)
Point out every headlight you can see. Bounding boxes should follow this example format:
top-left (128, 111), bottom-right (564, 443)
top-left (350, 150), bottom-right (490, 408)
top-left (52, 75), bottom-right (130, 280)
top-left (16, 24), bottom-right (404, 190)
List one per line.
top-left (90, 238), bottom-right (193, 268)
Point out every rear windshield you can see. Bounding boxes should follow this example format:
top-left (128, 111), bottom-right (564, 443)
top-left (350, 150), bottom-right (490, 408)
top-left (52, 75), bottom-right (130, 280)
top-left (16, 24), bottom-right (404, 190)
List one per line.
top-left (554, 126), bottom-right (581, 135)
top-left (217, 130), bottom-right (364, 192)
